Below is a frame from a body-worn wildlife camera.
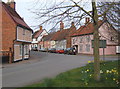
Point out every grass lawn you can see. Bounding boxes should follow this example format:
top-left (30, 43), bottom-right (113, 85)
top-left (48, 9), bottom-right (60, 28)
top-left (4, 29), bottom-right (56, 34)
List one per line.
top-left (20, 60), bottom-right (119, 88)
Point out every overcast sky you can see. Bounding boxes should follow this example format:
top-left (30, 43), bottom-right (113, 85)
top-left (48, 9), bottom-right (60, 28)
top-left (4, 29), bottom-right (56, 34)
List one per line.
top-left (2, 0), bottom-right (39, 31)
top-left (2, 0), bottom-right (93, 32)
top-left (2, 0), bottom-right (118, 32)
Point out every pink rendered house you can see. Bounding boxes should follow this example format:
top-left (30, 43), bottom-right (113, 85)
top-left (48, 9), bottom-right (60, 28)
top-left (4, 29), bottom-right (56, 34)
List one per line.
top-left (71, 18), bottom-right (118, 55)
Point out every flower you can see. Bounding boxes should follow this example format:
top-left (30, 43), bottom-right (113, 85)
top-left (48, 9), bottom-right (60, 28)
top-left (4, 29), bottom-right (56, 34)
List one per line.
top-left (111, 69), bottom-right (117, 73)
top-left (90, 74), bottom-right (92, 77)
top-left (100, 70), bottom-right (103, 73)
top-left (88, 61), bottom-right (91, 63)
top-left (106, 77), bottom-right (108, 79)
top-left (85, 82), bottom-right (88, 85)
top-left (113, 78), bottom-right (116, 81)
top-left (106, 70), bottom-right (110, 73)
top-left (86, 69), bottom-right (89, 72)
top-left (109, 71), bottom-right (112, 73)
top-left (116, 80), bottom-right (119, 84)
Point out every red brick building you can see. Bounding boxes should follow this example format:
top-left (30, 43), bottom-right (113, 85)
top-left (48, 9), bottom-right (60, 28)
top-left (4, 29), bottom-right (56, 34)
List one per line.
top-left (1, 1), bottom-right (33, 62)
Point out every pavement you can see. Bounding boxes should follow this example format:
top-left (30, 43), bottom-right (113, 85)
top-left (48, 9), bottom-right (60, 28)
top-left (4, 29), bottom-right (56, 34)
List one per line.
top-left (2, 51), bottom-right (119, 87)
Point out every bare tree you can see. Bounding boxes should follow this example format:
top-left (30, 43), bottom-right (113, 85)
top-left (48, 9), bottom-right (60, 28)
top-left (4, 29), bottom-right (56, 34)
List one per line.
top-left (30, 0), bottom-right (118, 81)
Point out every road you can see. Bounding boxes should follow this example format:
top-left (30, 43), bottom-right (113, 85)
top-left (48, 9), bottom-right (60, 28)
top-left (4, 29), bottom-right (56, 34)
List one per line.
top-left (2, 51), bottom-right (118, 87)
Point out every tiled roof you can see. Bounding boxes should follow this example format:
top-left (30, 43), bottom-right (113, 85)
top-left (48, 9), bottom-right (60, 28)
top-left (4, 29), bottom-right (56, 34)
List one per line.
top-left (2, 2), bottom-right (32, 31)
top-left (42, 25), bottom-right (76, 41)
top-left (51, 29), bottom-right (69, 41)
top-left (71, 21), bottom-right (103, 37)
top-left (43, 32), bottom-right (56, 41)
top-left (32, 30), bottom-right (43, 38)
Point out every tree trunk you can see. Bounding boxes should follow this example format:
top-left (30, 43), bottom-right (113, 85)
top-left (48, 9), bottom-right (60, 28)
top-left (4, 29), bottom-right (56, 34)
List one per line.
top-left (92, 1), bottom-right (100, 81)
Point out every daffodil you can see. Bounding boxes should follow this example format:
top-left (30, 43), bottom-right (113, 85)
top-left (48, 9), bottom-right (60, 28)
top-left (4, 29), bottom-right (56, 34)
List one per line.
top-left (88, 61), bottom-right (91, 63)
top-left (85, 82), bottom-right (88, 85)
top-left (106, 70), bottom-right (109, 73)
top-left (113, 78), bottom-right (116, 81)
top-left (90, 74), bottom-right (92, 77)
top-left (100, 70), bottom-right (103, 73)
top-left (86, 69), bottom-right (89, 72)
top-left (111, 69), bottom-right (117, 73)
top-left (109, 71), bottom-right (112, 73)
top-left (116, 80), bottom-right (119, 84)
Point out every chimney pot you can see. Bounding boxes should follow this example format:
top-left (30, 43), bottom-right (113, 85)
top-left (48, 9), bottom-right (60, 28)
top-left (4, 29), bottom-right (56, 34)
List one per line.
top-left (7, 0), bottom-right (16, 10)
top-left (40, 26), bottom-right (42, 30)
top-left (60, 21), bottom-right (64, 30)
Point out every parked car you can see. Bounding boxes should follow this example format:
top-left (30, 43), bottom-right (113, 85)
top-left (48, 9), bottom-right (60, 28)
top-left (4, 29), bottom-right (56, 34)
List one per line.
top-left (39, 48), bottom-right (45, 52)
top-left (64, 48), bottom-right (76, 55)
top-left (39, 48), bottom-right (47, 52)
top-left (56, 49), bottom-right (64, 54)
top-left (49, 48), bottom-right (56, 53)
top-left (32, 47), bottom-right (38, 51)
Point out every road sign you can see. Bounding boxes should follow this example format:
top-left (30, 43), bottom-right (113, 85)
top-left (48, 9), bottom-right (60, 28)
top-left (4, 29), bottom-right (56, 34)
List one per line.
top-left (92, 40), bottom-right (106, 48)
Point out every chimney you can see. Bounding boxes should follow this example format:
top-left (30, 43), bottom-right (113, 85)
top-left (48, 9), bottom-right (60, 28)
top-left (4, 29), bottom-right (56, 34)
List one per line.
top-left (7, 0), bottom-right (16, 10)
top-left (40, 26), bottom-right (42, 30)
top-left (85, 17), bottom-right (90, 24)
top-left (71, 22), bottom-right (75, 27)
top-left (70, 22), bottom-right (76, 30)
top-left (60, 21), bottom-right (64, 30)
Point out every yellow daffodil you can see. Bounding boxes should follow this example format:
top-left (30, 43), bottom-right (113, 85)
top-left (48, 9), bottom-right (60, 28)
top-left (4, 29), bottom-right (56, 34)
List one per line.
top-left (88, 61), bottom-right (91, 63)
top-left (90, 74), bottom-right (92, 77)
top-left (106, 70), bottom-right (109, 73)
top-left (85, 82), bottom-right (88, 85)
top-left (100, 70), bottom-right (103, 73)
top-left (109, 71), bottom-right (112, 73)
top-left (113, 78), bottom-right (116, 81)
top-left (86, 69), bottom-right (89, 72)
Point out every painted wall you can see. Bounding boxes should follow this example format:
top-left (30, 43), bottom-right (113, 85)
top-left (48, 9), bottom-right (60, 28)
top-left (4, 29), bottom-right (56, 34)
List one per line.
top-left (17, 26), bottom-right (32, 42)
top-left (72, 22), bottom-right (117, 55)
top-left (55, 40), bottom-right (66, 49)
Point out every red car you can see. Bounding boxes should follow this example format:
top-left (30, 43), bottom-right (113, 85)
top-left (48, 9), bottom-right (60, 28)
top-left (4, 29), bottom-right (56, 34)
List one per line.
top-left (56, 49), bottom-right (64, 54)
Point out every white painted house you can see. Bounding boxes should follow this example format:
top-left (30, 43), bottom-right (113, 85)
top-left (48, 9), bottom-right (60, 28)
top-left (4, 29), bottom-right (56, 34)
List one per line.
top-left (31, 26), bottom-right (48, 50)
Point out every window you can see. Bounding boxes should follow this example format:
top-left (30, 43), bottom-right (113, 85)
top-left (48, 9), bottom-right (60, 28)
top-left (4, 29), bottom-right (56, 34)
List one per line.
top-left (86, 35), bottom-right (90, 42)
top-left (20, 45), bottom-right (22, 55)
top-left (79, 37), bottom-right (83, 43)
top-left (24, 45), bottom-right (29, 55)
top-left (73, 39), bottom-right (75, 44)
top-left (79, 44), bottom-right (83, 51)
top-left (86, 44), bottom-right (90, 52)
top-left (23, 29), bottom-right (25, 35)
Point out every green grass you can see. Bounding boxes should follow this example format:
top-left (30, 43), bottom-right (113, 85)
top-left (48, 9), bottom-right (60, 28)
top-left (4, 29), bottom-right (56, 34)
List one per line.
top-left (19, 60), bottom-right (119, 88)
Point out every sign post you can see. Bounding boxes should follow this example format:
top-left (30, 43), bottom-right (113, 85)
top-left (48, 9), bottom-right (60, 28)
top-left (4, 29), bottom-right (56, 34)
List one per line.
top-left (92, 40), bottom-right (106, 60)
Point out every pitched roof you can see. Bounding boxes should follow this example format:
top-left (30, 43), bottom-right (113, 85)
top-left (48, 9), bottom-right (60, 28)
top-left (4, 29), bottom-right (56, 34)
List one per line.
top-left (71, 21), bottom-right (103, 37)
top-left (42, 32), bottom-right (56, 41)
top-left (32, 30), bottom-right (43, 38)
top-left (2, 2), bottom-right (32, 31)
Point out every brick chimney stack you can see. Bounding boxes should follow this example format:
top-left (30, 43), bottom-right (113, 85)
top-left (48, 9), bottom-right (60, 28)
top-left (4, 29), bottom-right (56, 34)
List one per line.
top-left (60, 21), bottom-right (64, 30)
top-left (7, 0), bottom-right (16, 10)
top-left (71, 22), bottom-right (75, 27)
top-left (70, 22), bottom-right (76, 30)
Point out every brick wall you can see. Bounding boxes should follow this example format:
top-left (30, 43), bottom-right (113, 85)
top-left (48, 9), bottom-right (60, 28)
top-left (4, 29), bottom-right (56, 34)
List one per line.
top-left (2, 6), bottom-right (16, 51)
